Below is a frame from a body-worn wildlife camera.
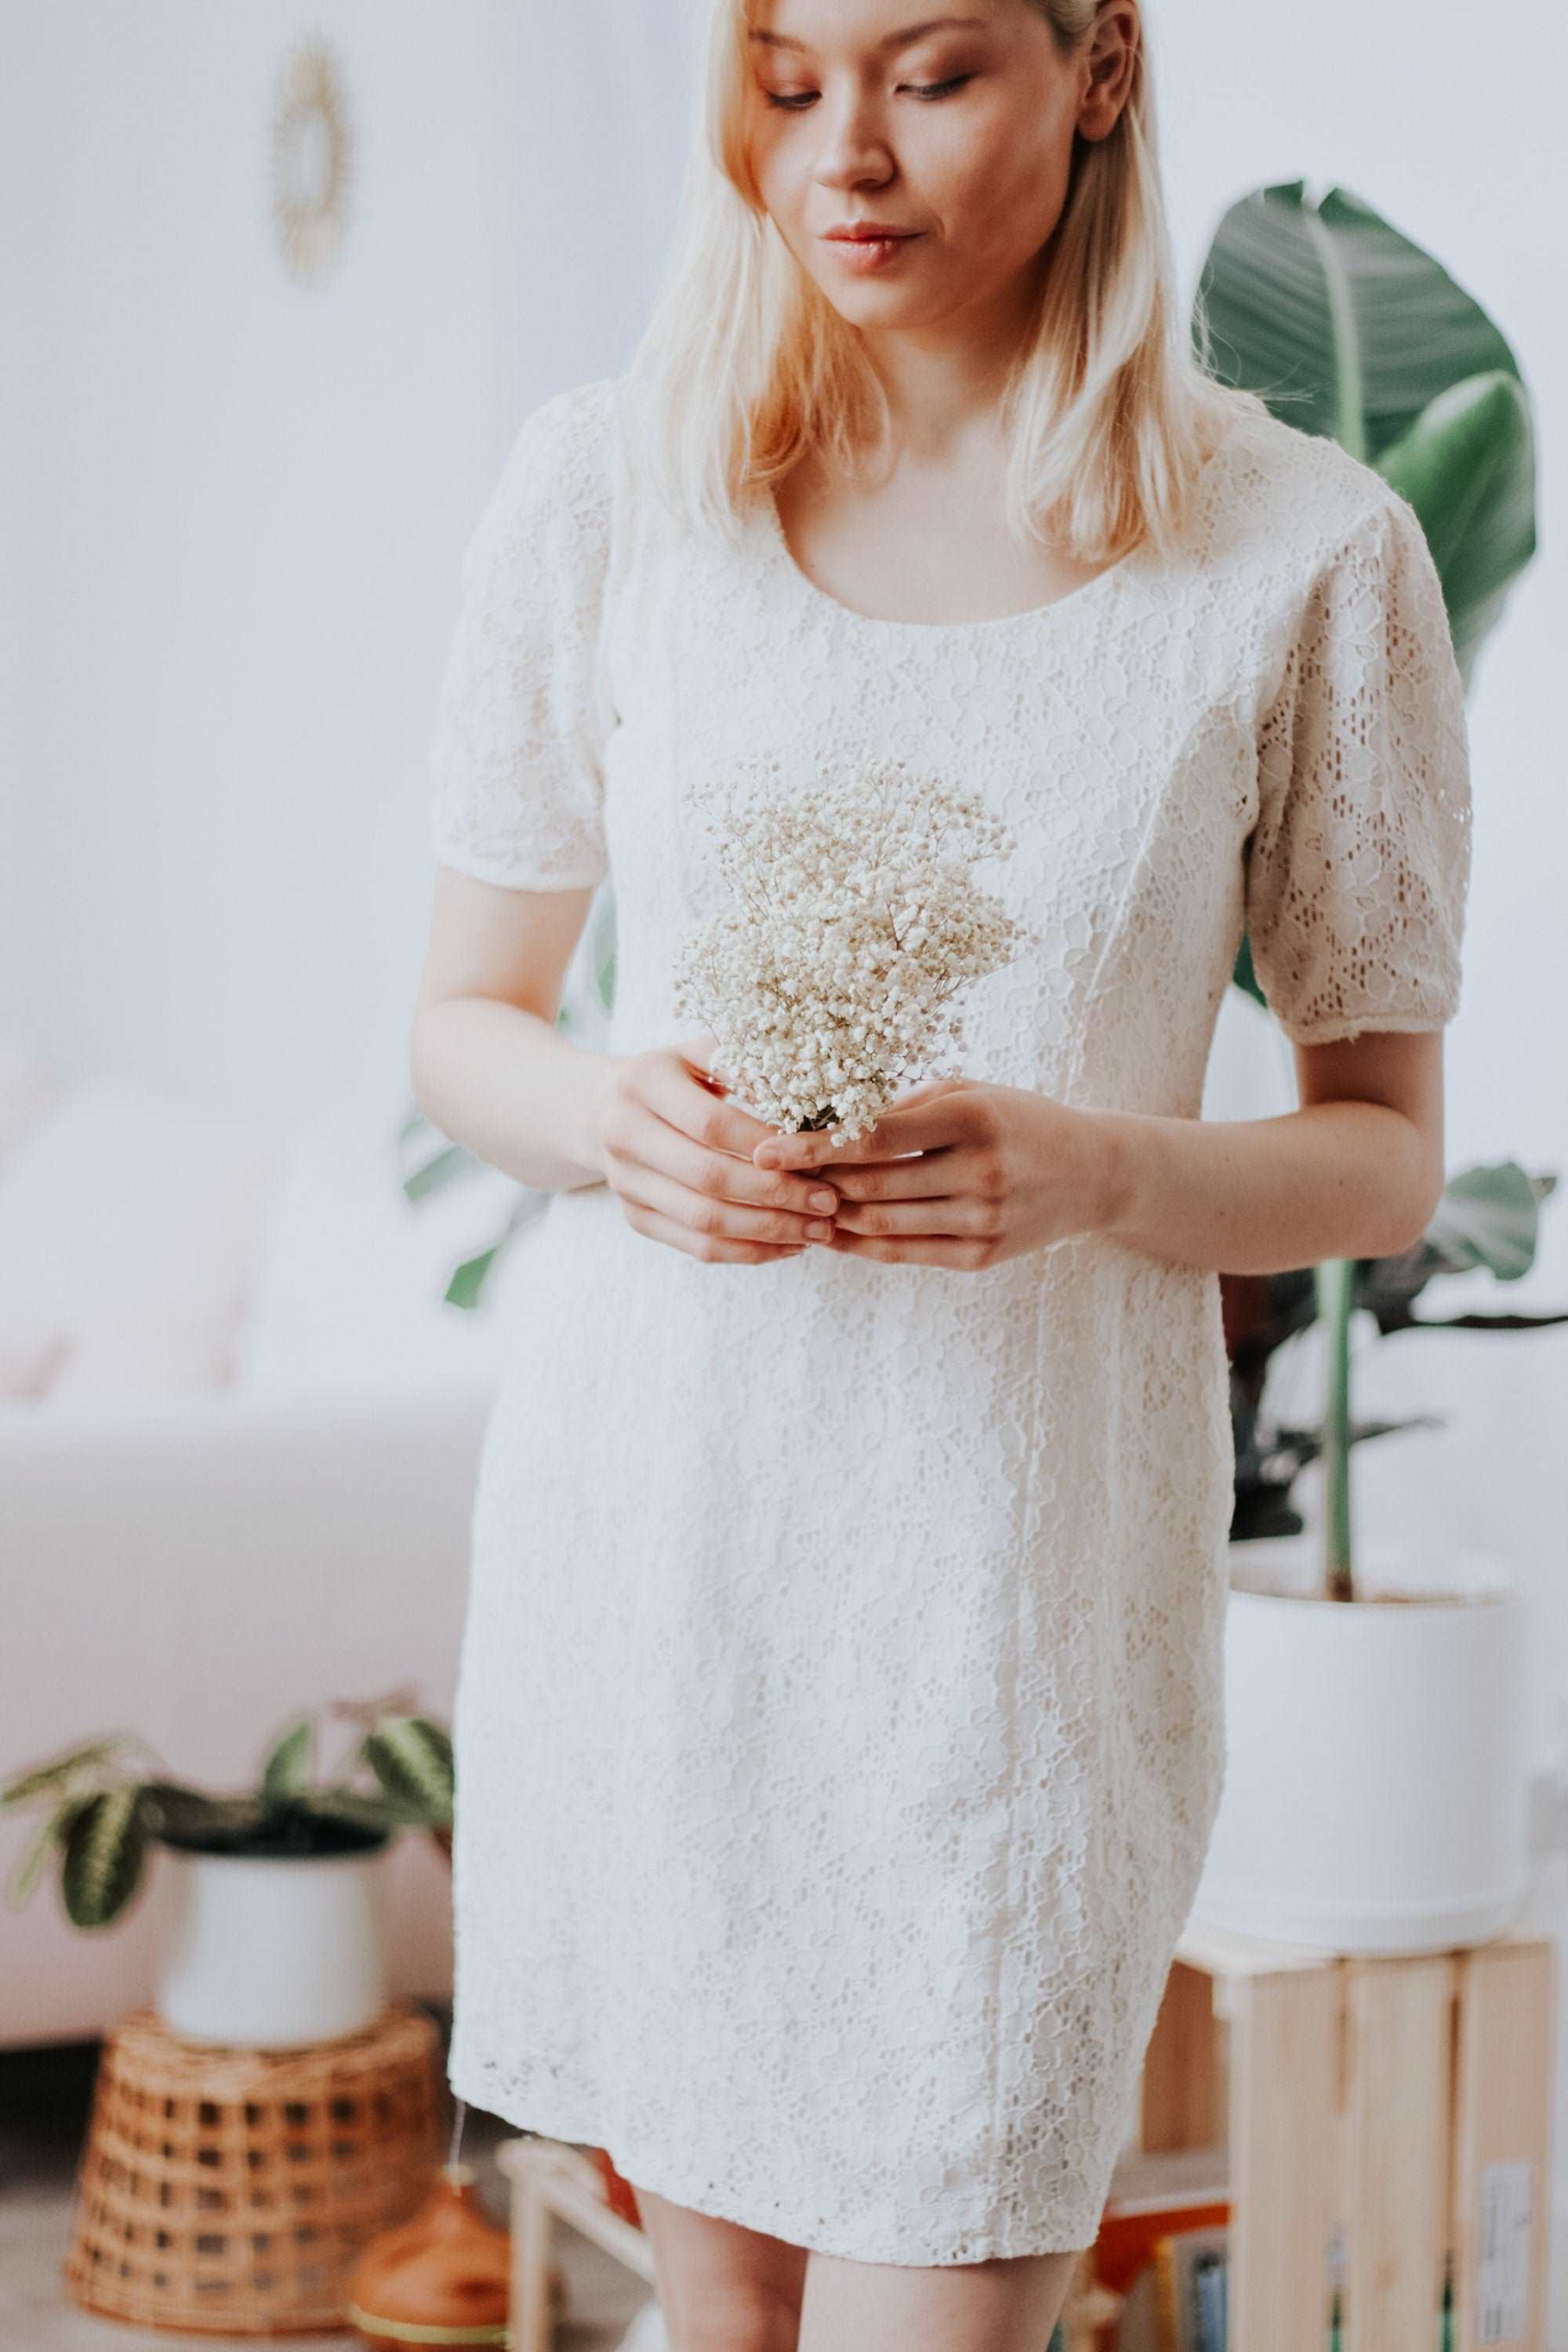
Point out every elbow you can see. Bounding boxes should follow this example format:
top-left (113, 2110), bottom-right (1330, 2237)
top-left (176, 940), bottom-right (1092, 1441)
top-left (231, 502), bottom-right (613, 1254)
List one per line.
top-left (1381, 1142), bottom-right (1446, 1258)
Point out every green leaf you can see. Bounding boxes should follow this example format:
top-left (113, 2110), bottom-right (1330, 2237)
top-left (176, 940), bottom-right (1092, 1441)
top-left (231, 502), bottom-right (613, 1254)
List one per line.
top-left (1424, 1161), bottom-right (1542, 1281)
top-left (590, 889), bottom-right (619, 1012)
top-left (0, 1736), bottom-right (130, 1810)
top-left (442, 1189), bottom-right (552, 1308)
top-left (61, 1788), bottom-right (149, 1929)
top-left (444, 1241), bottom-right (499, 1310)
top-left (1229, 925), bottom-right (1266, 1015)
top-left (5, 1796), bottom-right (88, 1911)
top-left (1374, 373), bottom-right (1537, 686)
top-left (363, 1718), bottom-right (455, 1822)
top-left (1196, 180), bottom-right (1523, 464)
top-left (259, 1716), bottom-right (314, 1802)
top-left (404, 1137), bottom-right (481, 1204)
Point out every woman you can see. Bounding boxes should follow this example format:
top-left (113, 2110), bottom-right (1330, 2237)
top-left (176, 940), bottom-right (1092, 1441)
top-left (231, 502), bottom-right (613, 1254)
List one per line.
top-left (410, 2), bottom-right (1472, 2347)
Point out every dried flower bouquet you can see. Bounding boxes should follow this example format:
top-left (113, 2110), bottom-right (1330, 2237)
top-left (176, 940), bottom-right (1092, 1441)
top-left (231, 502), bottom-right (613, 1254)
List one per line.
top-left (673, 750), bottom-right (1036, 1144)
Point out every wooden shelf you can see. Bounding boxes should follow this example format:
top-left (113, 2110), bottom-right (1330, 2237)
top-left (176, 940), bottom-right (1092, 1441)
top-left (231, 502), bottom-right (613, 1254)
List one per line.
top-left (1134, 1917), bottom-right (1557, 2352)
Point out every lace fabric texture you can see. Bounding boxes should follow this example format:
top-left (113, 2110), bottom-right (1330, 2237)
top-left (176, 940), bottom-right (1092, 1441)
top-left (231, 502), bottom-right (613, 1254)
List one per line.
top-left (429, 377), bottom-right (1471, 2262)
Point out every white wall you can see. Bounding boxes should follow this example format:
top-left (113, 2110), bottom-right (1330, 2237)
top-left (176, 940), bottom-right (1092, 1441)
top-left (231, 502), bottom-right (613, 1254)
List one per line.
top-left (5, 0), bottom-right (1566, 2328)
top-left (0, 0), bottom-right (703, 1119)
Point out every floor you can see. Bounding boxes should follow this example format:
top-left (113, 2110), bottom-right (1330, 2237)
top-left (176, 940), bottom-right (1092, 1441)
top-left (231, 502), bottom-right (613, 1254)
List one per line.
top-left (0, 2008), bottom-right (655, 2351)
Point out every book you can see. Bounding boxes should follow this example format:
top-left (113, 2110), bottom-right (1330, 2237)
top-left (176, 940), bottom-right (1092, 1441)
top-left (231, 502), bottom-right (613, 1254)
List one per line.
top-left (1152, 2223), bottom-right (1229, 2352)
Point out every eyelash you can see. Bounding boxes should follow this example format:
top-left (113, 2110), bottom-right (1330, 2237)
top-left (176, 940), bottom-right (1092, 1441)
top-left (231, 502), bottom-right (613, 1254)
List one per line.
top-left (762, 75), bottom-right (972, 111)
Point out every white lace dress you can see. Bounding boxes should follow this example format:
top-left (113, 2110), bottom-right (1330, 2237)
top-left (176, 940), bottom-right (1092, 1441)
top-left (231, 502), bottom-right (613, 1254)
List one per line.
top-left (427, 376), bottom-right (1471, 2263)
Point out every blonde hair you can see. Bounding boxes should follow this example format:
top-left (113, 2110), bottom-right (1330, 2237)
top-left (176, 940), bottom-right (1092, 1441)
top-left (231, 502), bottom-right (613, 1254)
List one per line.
top-left (622, 0), bottom-right (1268, 565)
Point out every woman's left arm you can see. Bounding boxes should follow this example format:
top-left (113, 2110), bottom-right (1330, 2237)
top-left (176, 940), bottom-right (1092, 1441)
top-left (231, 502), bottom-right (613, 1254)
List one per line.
top-left (752, 1027), bottom-right (1445, 1276)
top-left (1083, 1025), bottom-right (1445, 1272)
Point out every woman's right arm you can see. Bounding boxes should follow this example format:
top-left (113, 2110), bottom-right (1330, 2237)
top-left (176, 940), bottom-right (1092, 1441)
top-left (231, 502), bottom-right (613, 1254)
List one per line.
top-left (408, 869), bottom-right (612, 1192)
top-left (408, 868), bottom-right (842, 1258)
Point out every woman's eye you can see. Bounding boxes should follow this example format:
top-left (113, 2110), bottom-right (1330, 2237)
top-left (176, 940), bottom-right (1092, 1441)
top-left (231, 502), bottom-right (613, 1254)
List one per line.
top-left (760, 74), bottom-right (972, 111)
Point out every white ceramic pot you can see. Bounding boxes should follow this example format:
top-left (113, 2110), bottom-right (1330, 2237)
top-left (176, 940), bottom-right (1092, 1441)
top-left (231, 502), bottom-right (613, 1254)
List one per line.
top-left (153, 1838), bottom-right (392, 2045)
top-left (1189, 1538), bottom-right (1531, 1954)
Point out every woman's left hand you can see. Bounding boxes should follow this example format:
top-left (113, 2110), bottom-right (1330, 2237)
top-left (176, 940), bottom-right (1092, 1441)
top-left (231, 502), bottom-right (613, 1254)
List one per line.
top-left (750, 1077), bottom-right (1116, 1270)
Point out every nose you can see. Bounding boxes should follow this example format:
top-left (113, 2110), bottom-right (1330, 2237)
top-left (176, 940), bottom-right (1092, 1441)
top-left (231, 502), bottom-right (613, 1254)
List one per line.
top-left (808, 85), bottom-right (898, 194)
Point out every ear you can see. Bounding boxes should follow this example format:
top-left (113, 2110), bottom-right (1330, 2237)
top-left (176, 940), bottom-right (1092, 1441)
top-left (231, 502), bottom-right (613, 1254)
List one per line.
top-left (1077, 1), bottom-right (1139, 143)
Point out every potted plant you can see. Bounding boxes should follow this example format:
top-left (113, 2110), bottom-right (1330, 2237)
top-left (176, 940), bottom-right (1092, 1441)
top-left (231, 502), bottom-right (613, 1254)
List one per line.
top-left (1183, 182), bottom-right (1543, 1953)
top-left (2, 1690), bottom-right (453, 2045)
top-left (1195, 1163), bottom-right (1565, 1950)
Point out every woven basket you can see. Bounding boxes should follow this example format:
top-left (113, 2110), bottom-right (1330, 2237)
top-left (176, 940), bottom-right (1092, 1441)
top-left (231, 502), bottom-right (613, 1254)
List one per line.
top-left (62, 1998), bottom-right (442, 2336)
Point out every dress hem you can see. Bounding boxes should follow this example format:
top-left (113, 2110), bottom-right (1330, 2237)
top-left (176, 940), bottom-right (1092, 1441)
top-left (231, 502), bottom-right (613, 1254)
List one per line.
top-left (447, 2049), bottom-right (1106, 2269)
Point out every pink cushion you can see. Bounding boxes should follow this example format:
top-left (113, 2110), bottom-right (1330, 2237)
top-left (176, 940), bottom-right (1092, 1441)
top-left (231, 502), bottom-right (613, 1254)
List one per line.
top-left (45, 1307), bottom-right (240, 1403)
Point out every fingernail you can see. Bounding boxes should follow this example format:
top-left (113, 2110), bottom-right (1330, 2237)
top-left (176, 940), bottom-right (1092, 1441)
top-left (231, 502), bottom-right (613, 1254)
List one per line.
top-left (809, 1189), bottom-right (837, 1211)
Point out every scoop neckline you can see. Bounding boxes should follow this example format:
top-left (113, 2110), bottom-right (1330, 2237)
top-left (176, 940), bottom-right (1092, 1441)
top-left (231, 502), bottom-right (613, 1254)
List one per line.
top-left (757, 419), bottom-right (1238, 636)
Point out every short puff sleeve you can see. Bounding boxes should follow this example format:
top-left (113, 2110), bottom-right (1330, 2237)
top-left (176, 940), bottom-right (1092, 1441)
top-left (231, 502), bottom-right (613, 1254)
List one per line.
top-left (1244, 488), bottom-right (1473, 1045)
top-left (427, 379), bottom-right (618, 890)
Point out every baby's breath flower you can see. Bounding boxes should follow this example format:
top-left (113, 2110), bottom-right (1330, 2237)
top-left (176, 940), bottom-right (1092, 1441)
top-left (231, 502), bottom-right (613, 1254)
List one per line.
top-left (672, 751), bottom-right (1038, 1143)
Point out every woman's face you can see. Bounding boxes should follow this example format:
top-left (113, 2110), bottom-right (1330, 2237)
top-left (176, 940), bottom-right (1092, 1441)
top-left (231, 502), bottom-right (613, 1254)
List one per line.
top-left (744, 1), bottom-right (1131, 333)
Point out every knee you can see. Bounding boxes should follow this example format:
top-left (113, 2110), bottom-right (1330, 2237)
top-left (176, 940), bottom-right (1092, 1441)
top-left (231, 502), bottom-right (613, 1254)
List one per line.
top-left (666, 2284), bottom-right (800, 2352)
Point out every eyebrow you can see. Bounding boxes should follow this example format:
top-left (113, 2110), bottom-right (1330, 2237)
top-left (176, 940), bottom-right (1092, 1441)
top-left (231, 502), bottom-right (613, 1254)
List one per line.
top-left (748, 15), bottom-right (989, 53)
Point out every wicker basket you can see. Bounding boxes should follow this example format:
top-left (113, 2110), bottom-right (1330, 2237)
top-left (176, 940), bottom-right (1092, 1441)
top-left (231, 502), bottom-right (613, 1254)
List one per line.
top-left (62, 1998), bottom-right (442, 2336)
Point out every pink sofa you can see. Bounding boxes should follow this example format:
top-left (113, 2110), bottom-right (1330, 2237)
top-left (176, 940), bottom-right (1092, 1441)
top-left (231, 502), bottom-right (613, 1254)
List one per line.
top-left (0, 1044), bottom-right (527, 2047)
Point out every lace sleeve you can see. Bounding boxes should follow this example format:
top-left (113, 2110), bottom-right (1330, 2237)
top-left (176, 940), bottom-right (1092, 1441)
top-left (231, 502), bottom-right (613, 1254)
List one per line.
top-left (427, 380), bottom-right (618, 890)
top-left (1244, 486), bottom-right (1473, 1046)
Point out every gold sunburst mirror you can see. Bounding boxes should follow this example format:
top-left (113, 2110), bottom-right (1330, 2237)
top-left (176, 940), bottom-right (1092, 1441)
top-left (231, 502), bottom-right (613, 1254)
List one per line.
top-left (272, 37), bottom-right (353, 286)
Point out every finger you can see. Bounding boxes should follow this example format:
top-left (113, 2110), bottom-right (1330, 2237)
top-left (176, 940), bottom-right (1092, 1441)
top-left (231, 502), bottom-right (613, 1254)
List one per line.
top-left (648, 1044), bottom-right (788, 1159)
top-left (619, 1190), bottom-right (815, 1265)
top-left (619, 1100), bottom-right (844, 1219)
top-left (755, 1102), bottom-right (968, 1169)
top-left (829, 1195), bottom-right (991, 1240)
top-left (675, 1031), bottom-right (730, 1095)
top-left (825, 1147), bottom-right (990, 1202)
top-left (618, 1161), bottom-right (840, 1250)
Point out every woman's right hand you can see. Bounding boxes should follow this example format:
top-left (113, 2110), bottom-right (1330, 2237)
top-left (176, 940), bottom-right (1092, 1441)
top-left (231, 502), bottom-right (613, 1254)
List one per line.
top-left (590, 1033), bottom-right (842, 1264)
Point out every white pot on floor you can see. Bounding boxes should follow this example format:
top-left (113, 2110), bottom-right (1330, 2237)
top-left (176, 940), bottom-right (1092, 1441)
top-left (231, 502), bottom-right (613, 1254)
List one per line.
top-left (153, 1836), bottom-right (392, 2045)
top-left (1189, 1538), bottom-right (1530, 1954)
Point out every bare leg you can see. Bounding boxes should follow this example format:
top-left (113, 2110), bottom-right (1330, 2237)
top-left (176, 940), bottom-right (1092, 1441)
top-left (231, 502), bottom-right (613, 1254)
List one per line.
top-left (626, 2180), bottom-right (808, 2352)
top-left (797, 2242), bottom-right (1082, 2352)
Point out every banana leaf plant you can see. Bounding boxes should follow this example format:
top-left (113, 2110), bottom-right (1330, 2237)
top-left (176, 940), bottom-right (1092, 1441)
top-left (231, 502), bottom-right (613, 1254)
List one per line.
top-left (1196, 180), bottom-right (1539, 1599)
top-left (0, 1690), bottom-right (454, 1932)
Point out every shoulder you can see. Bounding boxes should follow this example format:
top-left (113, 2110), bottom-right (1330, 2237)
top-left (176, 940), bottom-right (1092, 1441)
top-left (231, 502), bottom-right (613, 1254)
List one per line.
top-left (1215, 402), bottom-right (1428, 579)
top-left (463, 375), bottom-right (626, 586)
top-left (507, 373), bottom-right (622, 479)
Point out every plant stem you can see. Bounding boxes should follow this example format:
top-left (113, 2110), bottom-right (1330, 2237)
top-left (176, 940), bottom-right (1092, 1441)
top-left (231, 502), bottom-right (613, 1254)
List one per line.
top-left (1316, 1256), bottom-right (1356, 1602)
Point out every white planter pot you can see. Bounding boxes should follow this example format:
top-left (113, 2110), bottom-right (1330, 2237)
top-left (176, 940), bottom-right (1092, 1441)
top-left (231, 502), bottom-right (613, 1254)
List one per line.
top-left (1189, 1539), bottom-right (1531, 1954)
top-left (154, 1838), bottom-right (392, 2045)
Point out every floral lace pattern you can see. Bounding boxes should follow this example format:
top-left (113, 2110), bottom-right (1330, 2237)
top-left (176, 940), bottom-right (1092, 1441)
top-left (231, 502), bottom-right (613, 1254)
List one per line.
top-left (430, 377), bottom-right (1470, 2262)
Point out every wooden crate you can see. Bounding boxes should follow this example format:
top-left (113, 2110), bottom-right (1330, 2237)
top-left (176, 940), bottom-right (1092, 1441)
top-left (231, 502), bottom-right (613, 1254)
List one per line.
top-left (1132, 1918), bottom-right (1558, 2352)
